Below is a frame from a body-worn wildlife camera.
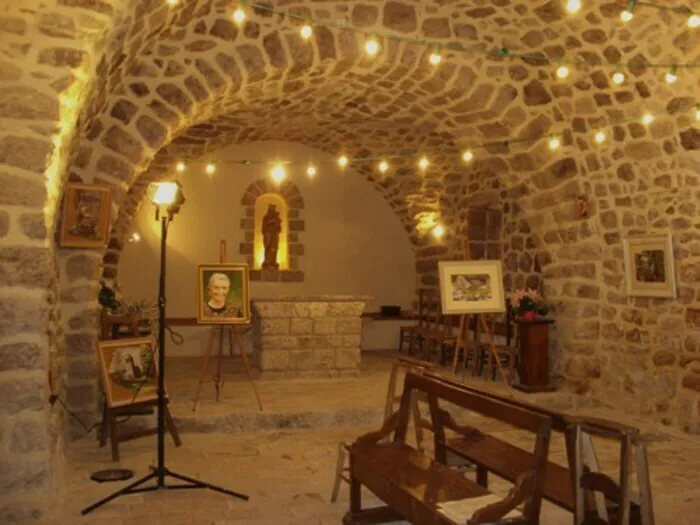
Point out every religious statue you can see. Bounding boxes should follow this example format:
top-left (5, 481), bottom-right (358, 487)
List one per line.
top-left (262, 204), bottom-right (282, 269)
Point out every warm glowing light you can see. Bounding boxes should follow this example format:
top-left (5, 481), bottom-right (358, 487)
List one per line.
top-left (418, 156), bottom-right (429, 170)
top-left (306, 165), bottom-right (317, 177)
top-left (233, 8), bottom-right (245, 23)
top-left (688, 14), bottom-right (700, 28)
top-left (150, 182), bottom-right (179, 205)
top-left (620, 10), bottom-right (633, 22)
top-left (594, 131), bottom-right (606, 144)
top-left (205, 163), bottom-right (216, 175)
top-left (175, 161), bottom-right (186, 173)
top-left (271, 164), bottom-right (287, 183)
top-left (641, 113), bottom-right (654, 125)
top-left (338, 155), bottom-right (349, 168)
top-left (432, 224), bottom-right (445, 239)
top-left (429, 52), bottom-right (442, 65)
top-left (612, 71), bottom-right (625, 84)
top-left (129, 232), bottom-right (141, 243)
top-left (364, 39), bottom-right (380, 56)
top-left (166, 0), bottom-right (178, 5)
top-left (696, 108), bottom-right (700, 121)
top-left (300, 25), bottom-right (313, 39)
top-left (548, 136), bottom-right (561, 150)
top-left (378, 160), bottom-right (389, 173)
top-left (565, 0), bottom-right (581, 14)
top-left (461, 150), bottom-right (474, 162)
top-left (556, 65), bottom-right (569, 79)
top-left (665, 68), bottom-right (678, 84)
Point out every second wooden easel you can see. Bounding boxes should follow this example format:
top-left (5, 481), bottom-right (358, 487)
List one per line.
top-left (192, 240), bottom-right (263, 411)
top-left (449, 230), bottom-right (513, 389)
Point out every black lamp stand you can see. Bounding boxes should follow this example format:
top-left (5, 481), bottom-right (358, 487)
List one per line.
top-left (82, 214), bottom-right (248, 515)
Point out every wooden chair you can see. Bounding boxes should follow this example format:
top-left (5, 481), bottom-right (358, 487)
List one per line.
top-left (419, 294), bottom-right (457, 366)
top-left (398, 290), bottom-right (426, 353)
top-left (408, 289), bottom-right (431, 355)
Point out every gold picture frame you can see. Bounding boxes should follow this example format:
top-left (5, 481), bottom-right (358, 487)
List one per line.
top-left (97, 337), bottom-right (162, 408)
top-left (623, 234), bottom-right (676, 298)
top-left (438, 260), bottom-right (506, 314)
top-left (197, 263), bottom-right (251, 324)
top-left (59, 183), bottom-right (113, 248)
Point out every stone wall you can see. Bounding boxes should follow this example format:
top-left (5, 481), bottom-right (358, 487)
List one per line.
top-left (252, 296), bottom-right (368, 379)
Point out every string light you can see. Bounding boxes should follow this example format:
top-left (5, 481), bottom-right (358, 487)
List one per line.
top-left (166, 0), bottom-right (178, 5)
top-left (665, 65), bottom-right (678, 84)
top-left (548, 136), bottom-right (562, 150)
top-left (233, 7), bottom-right (245, 23)
top-left (364, 38), bottom-right (380, 56)
top-left (556, 64), bottom-right (570, 79)
top-left (620, 0), bottom-right (636, 22)
top-left (594, 131), bottom-right (606, 144)
top-left (432, 224), bottom-right (445, 240)
top-left (418, 156), bottom-right (429, 170)
top-left (565, 0), bottom-right (582, 14)
top-left (378, 160), bottom-right (389, 173)
top-left (175, 161), bottom-right (186, 173)
top-left (612, 69), bottom-right (626, 85)
top-left (306, 165), bottom-right (317, 177)
top-left (642, 112), bottom-right (655, 125)
top-left (689, 14), bottom-right (700, 28)
top-left (337, 155), bottom-right (349, 168)
top-left (429, 46), bottom-right (443, 66)
top-left (271, 164), bottom-right (286, 182)
top-left (300, 25), bottom-right (313, 39)
top-left (128, 232), bottom-right (141, 243)
top-left (205, 163), bottom-right (216, 175)
top-left (696, 106), bottom-right (700, 121)
top-left (461, 150), bottom-right (474, 163)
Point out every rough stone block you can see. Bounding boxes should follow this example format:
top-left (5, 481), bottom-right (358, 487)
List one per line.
top-left (306, 302), bottom-right (328, 318)
top-left (65, 253), bottom-right (102, 282)
top-left (313, 318), bottom-right (336, 334)
top-left (64, 333), bottom-right (98, 359)
top-left (260, 318), bottom-right (289, 335)
top-left (290, 318), bottom-right (312, 335)
top-left (326, 302), bottom-right (366, 317)
top-left (253, 302), bottom-right (296, 318)
top-left (0, 342), bottom-right (45, 371)
top-left (335, 348), bottom-right (361, 369)
top-left (342, 335), bottom-right (362, 348)
top-left (10, 417), bottom-right (48, 453)
top-left (66, 358), bottom-right (98, 381)
top-left (260, 351), bottom-right (289, 371)
top-left (288, 350), bottom-right (313, 370)
top-left (67, 309), bottom-right (100, 331)
top-left (0, 375), bottom-right (45, 414)
top-left (0, 501), bottom-right (45, 523)
top-left (336, 318), bottom-right (362, 334)
top-left (65, 384), bottom-right (96, 410)
top-left (258, 335), bottom-right (298, 350)
top-left (313, 349), bottom-right (335, 369)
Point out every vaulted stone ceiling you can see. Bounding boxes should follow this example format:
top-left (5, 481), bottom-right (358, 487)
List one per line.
top-left (48, 0), bottom-right (698, 251)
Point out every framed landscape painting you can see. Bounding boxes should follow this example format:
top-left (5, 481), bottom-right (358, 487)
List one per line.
top-left (98, 337), bottom-right (161, 408)
top-left (623, 234), bottom-right (676, 298)
top-left (438, 260), bottom-right (506, 315)
top-left (59, 183), bottom-right (113, 248)
top-left (197, 263), bottom-right (251, 325)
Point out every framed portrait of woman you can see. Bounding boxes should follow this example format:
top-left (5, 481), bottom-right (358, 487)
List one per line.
top-left (197, 263), bottom-right (251, 325)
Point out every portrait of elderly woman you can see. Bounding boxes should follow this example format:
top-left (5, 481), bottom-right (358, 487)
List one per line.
top-left (197, 264), bottom-right (251, 324)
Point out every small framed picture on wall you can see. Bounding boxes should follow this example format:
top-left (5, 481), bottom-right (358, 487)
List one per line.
top-left (623, 234), bottom-right (676, 298)
top-left (197, 263), bottom-right (251, 324)
top-left (59, 183), bottom-right (113, 248)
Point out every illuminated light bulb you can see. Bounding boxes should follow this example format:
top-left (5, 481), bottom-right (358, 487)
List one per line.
top-left (594, 131), bottom-right (606, 144)
top-left (306, 165), bottom-right (317, 177)
top-left (364, 39), bottom-right (380, 56)
top-left (641, 113), bottom-right (654, 125)
top-left (300, 25), bottom-right (313, 39)
top-left (130, 232), bottom-right (141, 243)
top-left (688, 14), bottom-right (700, 28)
top-left (233, 8), bottom-right (245, 23)
top-left (565, 0), bottom-right (581, 14)
top-left (166, 0), bottom-right (178, 5)
top-left (205, 163), bottom-right (216, 175)
top-left (429, 52), bottom-right (442, 65)
top-left (338, 155), bottom-right (349, 168)
top-left (432, 224), bottom-right (445, 239)
top-left (418, 156), bottom-right (429, 170)
top-left (620, 10), bottom-right (633, 22)
top-left (695, 108), bottom-right (700, 121)
top-left (665, 66), bottom-right (678, 84)
top-left (271, 164), bottom-right (286, 183)
top-left (378, 160), bottom-right (389, 173)
top-left (556, 65), bottom-right (569, 79)
top-left (461, 149), bottom-right (474, 162)
top-left (548, 136), bottom-right (561, 150)
top-left (175, 161), bottom-right (186, 173)
top-left (612, 71), bottom-right (625, 85)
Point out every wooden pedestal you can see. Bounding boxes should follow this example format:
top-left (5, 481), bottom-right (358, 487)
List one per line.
top-left (513, 318), bottom-right (556, 393)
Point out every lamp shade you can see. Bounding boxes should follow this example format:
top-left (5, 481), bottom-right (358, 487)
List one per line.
top-left (150, 182), bottom-right (180, 205)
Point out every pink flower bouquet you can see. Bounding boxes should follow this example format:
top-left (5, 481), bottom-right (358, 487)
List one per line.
top-left (508, 288), bottom-right (549, 320)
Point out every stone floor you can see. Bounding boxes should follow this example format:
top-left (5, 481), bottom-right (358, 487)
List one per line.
top-left (54, 352), bottom-right (700, 525)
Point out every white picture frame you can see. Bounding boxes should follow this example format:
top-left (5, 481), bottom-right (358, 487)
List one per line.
top-left (623, 234), bottom-right (676, 298)
top-left (438, 260), bottom-right (506, 315)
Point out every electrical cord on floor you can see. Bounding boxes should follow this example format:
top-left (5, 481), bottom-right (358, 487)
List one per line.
top-left (49, 326), bottom-right (185, 437)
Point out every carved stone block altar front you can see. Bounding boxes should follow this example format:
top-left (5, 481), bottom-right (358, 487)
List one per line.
top-left (252, 296), bottom-right (371, 379)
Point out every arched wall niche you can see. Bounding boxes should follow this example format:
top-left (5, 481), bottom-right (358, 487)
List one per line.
top-left (254, 193), bottom-right (290, 271)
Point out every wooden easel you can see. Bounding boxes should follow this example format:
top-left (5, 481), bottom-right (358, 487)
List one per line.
top-left (449, 232), bottom-right (513, 389)
top-left (192, 240), bottom-right (263, 412)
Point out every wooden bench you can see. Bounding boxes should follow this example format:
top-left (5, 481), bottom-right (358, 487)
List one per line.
top-left (423, 371), bottom-right (649, 524)
top-left (343, 371), bottom-right (554, 525)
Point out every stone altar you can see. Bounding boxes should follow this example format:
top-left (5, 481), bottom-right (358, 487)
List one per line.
top-left (252, 295), bottom-right (371, 378)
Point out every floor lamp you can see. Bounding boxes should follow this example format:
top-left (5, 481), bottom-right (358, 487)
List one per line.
top-left (82, 181), bottom-right (249, 515)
